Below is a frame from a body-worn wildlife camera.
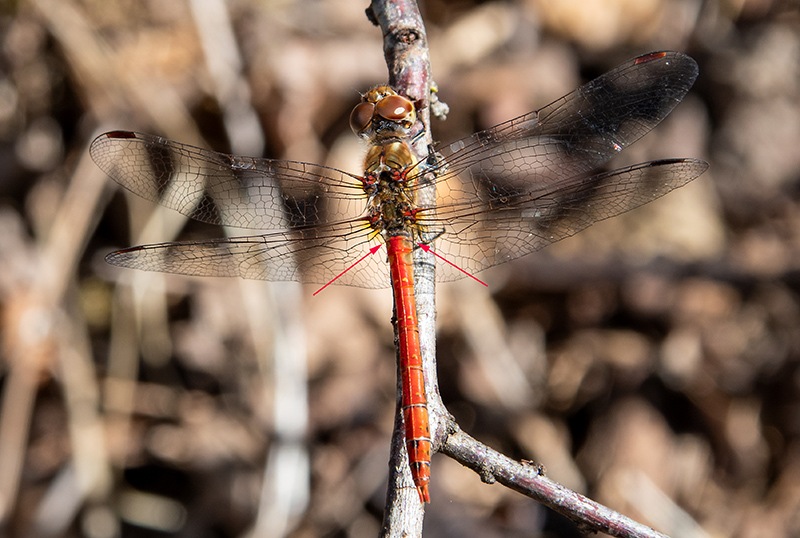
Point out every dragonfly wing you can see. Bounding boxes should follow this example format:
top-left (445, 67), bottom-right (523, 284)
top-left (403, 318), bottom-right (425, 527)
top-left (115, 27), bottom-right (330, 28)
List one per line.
top-left (434, 52), bottom-right (699, 195)
top-left (428, 158), bottom-right (708, 281)
top-left (91, 131), bottom-right (367, 231)
top-left (105, 221), bottom-right (392, 288)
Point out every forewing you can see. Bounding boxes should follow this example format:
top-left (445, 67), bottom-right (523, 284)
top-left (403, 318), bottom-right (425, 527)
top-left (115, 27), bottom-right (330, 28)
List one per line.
top-left (430, 51), bottom-right (699, 200)
top-left (91, 131), bottom-right (367, 231)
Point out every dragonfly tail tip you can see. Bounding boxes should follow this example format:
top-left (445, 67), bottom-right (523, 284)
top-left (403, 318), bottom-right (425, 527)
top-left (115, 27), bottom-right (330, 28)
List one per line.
top-left (418, 485), bottom-right (430, 503)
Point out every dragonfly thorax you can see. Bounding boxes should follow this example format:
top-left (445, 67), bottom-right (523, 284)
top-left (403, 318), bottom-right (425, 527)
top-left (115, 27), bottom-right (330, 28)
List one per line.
top-left (362, 141), bottom-right (421, 237)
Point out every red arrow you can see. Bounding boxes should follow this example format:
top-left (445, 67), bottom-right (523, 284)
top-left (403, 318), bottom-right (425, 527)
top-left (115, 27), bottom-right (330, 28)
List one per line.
top-left (417, 243), bottom-right (488, 287)
top-left (313, 244), bottom-right (383, 296)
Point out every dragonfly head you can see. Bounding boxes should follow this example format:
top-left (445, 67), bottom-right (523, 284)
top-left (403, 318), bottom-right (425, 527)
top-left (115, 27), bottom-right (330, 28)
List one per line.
top-left (350, 85), bottom-right (417, 141)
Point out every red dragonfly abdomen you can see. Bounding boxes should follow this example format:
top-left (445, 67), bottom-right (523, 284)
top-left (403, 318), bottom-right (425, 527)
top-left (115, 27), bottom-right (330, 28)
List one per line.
top-left (387, 234), bottom-right (431, 503)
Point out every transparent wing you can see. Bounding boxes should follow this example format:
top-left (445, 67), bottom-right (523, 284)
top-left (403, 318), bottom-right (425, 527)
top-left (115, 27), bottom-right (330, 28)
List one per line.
top-left (94, 131), bottom-right (394, 287)
top-left (429, 51), bottom-right (699, 193)
top-left (105, 220), bottom-right (392, 288)
top-left (91, 131), bottom-right (367, 230)
top-left (423, 159), bottom-right (708, 282)
top-left (406, 51), bottom-right (705, 279)
top-left (96, 51), bottom-right (706, 287)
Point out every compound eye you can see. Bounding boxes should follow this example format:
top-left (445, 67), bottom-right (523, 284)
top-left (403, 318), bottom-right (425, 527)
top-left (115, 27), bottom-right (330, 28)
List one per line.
top-left (376, 94), bottom-right (414, 122)
top-left (350, 102), bottom-right (375, 135)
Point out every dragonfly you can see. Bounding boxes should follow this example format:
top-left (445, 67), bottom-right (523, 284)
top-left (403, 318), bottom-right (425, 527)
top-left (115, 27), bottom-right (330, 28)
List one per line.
top-left (91, 51), bottom-right (708, 503)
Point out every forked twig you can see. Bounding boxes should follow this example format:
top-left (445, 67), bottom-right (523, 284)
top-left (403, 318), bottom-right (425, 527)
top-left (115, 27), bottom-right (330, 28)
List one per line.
top-left (440, 424), bottom-right (669, 538)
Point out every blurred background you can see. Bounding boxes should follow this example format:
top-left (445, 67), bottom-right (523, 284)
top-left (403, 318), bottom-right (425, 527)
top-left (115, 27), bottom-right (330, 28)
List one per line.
top-left (1, 0), bottom-right (799, 536)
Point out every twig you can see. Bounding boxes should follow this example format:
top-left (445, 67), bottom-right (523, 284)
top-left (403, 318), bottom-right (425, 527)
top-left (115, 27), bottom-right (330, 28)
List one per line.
top-left (367, 0), bottom-right (438, 536)
top-left (440, 423), bottom-right (670, 538)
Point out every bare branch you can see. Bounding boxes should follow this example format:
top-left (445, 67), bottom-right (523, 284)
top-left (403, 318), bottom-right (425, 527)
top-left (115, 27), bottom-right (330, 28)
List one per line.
top-left (440, 423), bottom-right (670, 538)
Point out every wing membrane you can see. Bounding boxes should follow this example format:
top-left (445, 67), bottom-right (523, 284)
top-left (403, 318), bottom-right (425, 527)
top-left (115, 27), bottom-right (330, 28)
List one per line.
top-left (423, 158), bottom-right (708, 281)
top-left (95, 51), bottom-right (707, 288)
top-left (105, 220), bottom-right (391, 288)
top-left (91, 131), bottom-right (367, 231)
top-left (430, 52), bottom-right (699, 192)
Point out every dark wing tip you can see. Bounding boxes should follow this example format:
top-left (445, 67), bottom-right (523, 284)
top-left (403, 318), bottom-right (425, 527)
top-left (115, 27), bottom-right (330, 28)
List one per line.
top-left (90, 130), bottom-right (140, 164)
top-left (102, 130), bottom-right (138, 139)
top-left (634, 51), bottom-right (669, 64)
top-left (636, 50), bottom-right (698, 83)
top-left (105, 246), bottom-right (141, 267)
top-left (647, 157), bottom-right (709, 172)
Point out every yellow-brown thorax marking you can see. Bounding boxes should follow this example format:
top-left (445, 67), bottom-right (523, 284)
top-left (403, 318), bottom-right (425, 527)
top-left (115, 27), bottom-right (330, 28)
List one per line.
top-left (362, 141), bottom-right (419, 236)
